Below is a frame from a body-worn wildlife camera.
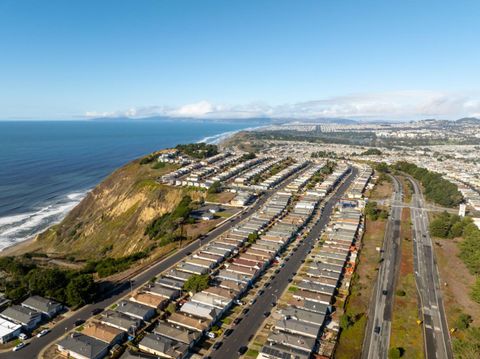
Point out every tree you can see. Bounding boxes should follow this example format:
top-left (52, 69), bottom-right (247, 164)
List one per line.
top-left (248, 231), bottom-right (259, 244)
top-left (388, 347), bottom-right (403, 358)
top-left (182, 274), bottom-right (209, 293)
top-left (207, 181), bottom-right (222, 194)
top-left (66, 274), bottom-right (95, 308)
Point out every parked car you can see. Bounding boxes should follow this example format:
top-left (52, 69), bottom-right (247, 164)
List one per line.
top-left (242, 308), bottom-right (250, 315)
top-left (13, 343), bottom-right (26, 352)
top-left (91, 308), bottom-right (103, 315)
top-left (19, 333), bottom-right (28, 340)
top-left (74, 319), bottom-right (85, 327)
top-left (374, 326), bottom-right (381, 334)
top-left (263, 311), bottom-right (270, 317)
top-left (37, 329), bottom-right (50, 338)
top-left (238, 346), bottom-right (248, 355)
top-left (233, 317), bottom-right (242, 325)
top-left (213, 341), bottom-right (223, 350)
top-left (224, 329), bottom-right (233, 337)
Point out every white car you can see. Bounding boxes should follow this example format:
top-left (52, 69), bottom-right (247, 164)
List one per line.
top-left (13, 342), bottom-right (26, 351)
top-left (37, 329), bottom-right (50, 338)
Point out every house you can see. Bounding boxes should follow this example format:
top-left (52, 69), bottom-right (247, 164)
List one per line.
top-left (0, 305), bottom-right (42, 331)
top-left (143, 284), bottom-right (181, 301)
top-left (266, 331), bottom-right (315, 353)
top-left (115, 301), bottom-right (156, 322)
top-left (154, 321), bottom-right (201, 346)
top-left (57, 332), bottom-right (109, 359)
top-left (130, 292), bottom-right (167, 309)
top-left (259, 342), bottom-right (310, 359)
top-left (190, 292), bottom-right (231, 311)
top-left (0, 294), bottom-right (10, 310)
top-left (100, 310), bottom-right (143, 334)
top-left (166, 312), bottom-right (209, 333)
top-left (22, 295), bottom-right (63, 319)
top-left (0, 318), bottom-right (22, 344)
top-left (82, 321), bottom-right (126, 346)
top-left (180, 301), bottom-right (219, 321)
top-left (274, 317), bottom-right (321, 338)
top-left (138, 332), bottom-right (189, 359)
top-left (278, 307), bottom-right (325, 328)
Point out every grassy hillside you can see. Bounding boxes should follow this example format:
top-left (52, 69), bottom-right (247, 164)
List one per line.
top-left (22, 154), bottom-right (204, 260)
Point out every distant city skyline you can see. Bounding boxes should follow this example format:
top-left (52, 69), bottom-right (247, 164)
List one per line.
top-left (1, 0), bottom-right (479, 120)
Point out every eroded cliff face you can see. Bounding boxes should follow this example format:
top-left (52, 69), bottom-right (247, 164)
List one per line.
top-left (31, 158), bottom-right (199, 260)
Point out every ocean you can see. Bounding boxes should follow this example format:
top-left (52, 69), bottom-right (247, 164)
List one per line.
top-left (0, 119), bottom-right (259, 250)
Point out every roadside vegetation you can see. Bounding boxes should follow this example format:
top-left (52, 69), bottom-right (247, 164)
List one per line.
top-left (83, 251), bottom-right (149, 278)
top-left (429, 211), bottom-right (480, 357)
top-left (393, 161), bottom-right (463, 207)
top-left (0, 256), bottom-right (95, 308)
top-left (389, 207), bottom-right (423, 358)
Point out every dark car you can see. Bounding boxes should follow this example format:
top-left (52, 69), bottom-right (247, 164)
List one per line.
top-left (374, 326), bottom-right (381, 334)
top-left (238, 346), bottom-right (248, 355)
top-left (382, 290), bottom-right (388, 295)
top-left (271, 302), bottom-right (277, 307)
top-left (258, 289), bottom-right (264, 295)
top-left (242, 308), bottom-right (250, 315)
top-left (233, 317), bottom-right (242, 325)
top-left (248, 334), bottom-right (254, 341)
top-left (91, 308), bottom-right (103, 315)
top-left (185, 251), bottom-right (192, 256)
top-left (74, 319), bottom-right (85, 327)
top-left (224, 329), bottom-right (234, 337)
top-left (263, 311), bottom-right (270, 317)
top-left (213, 342), bottom-right (223, 350)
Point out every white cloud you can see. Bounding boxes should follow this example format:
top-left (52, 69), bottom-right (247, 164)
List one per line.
top-left (85, 90), bottom-right (480, 121)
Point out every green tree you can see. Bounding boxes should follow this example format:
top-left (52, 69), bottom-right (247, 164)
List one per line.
top-left (207, 181), bottom-right (222, 194)
top-left (66, 274), bottom-right (95, 307)
top-left (182, 274), bottom-right (209, 293)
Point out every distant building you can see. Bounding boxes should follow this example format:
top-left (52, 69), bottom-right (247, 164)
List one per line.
top-left (0, 318), bottom-right (22, 343)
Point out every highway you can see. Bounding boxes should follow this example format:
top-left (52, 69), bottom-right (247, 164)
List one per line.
top-left (408, 177), bottom-right (453, 359)
top-left (209, 167), bottom-right (358, 359)
top-left (362, 175), bottom-right (403, 359)
top-left (3, 168), bottom-right (311, 359)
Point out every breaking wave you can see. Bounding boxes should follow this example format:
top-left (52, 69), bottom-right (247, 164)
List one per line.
top-left (0, 191), bottom-right (87, 251)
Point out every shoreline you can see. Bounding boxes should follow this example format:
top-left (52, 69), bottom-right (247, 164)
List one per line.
top-left (0, 126), bottom-right (254, 255)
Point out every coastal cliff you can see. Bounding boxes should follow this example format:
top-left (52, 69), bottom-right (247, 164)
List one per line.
top-left (21, 153), bottom-right (203, 260)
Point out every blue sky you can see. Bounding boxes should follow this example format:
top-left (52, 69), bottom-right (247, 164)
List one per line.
top-left (1, 0), bottom-right (479, 120)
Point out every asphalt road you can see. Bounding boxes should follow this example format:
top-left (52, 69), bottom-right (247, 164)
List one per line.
top-left (4, 170), bottom-right (311, 359)
top-left (209, 167), bottom-right (358, 359)
top-left (408, 177), bottom-right (452, 359)
top-left (362, 175), bottom-right (403, 359)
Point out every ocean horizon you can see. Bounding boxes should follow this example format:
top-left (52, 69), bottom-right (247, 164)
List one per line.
top-left (0, 119), bottom-right (260, 251)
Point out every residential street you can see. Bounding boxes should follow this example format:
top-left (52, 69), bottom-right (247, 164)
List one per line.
top-left (209, 167), bottom-right (358, 359)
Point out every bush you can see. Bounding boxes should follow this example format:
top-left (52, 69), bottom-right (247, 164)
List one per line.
top-left (145, 195), bottom-right (193, 240)
top-left (456, 313), bottom-right (473, 330)
top-left (388, 347), bottom-right (403, 358)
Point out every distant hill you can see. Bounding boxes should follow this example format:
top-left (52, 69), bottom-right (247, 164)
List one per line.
top-left (455, 117), bottom-right (480, 124)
